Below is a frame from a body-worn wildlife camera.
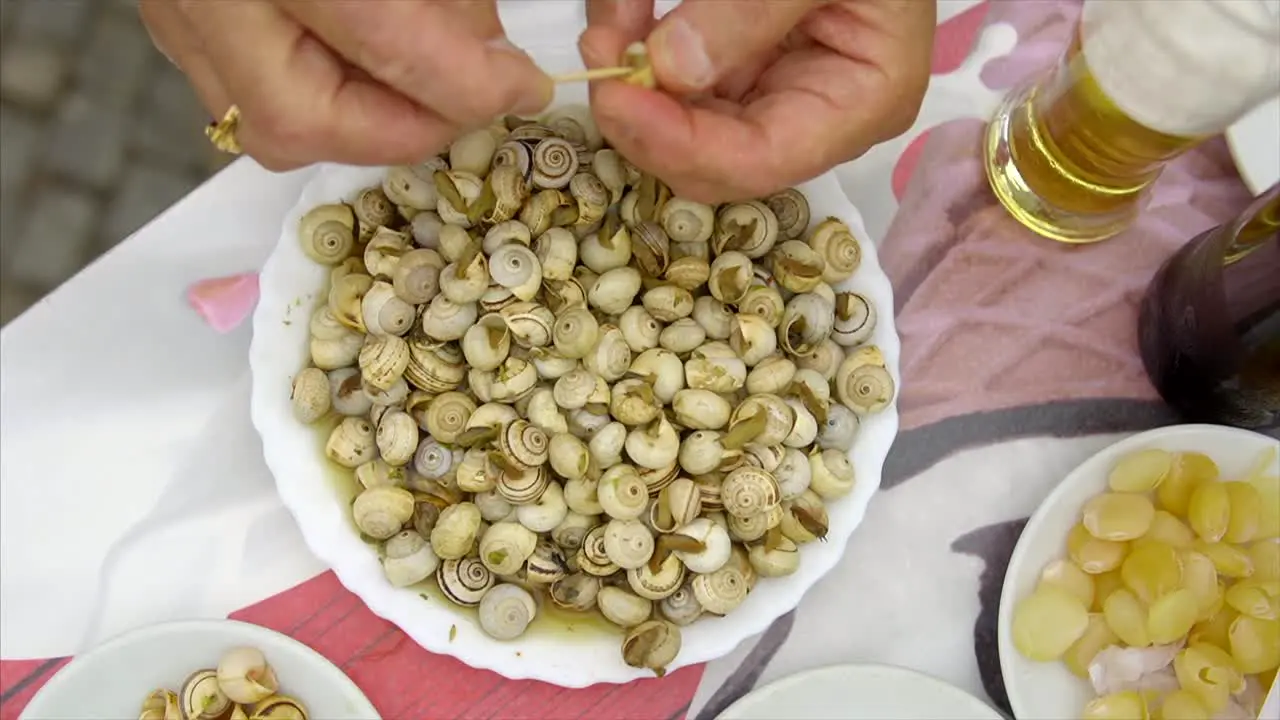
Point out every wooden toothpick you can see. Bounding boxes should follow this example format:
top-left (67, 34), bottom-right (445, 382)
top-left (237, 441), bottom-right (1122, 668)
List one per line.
top-left (550, 67), bottom-right (636, 84)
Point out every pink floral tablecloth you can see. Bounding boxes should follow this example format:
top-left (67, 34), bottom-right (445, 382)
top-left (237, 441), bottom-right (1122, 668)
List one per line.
top-left (1, 1), bottom-right (1265, 718)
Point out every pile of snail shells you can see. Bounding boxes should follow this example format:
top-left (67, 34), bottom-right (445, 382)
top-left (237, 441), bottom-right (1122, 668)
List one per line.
top-left (287, 103), bottom-right (895, 676)
top-left (139, 646), bottom-right (307, 720)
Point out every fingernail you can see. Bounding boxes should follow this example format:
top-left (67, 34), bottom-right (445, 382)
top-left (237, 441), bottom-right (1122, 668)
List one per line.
top-left (652, 17), bottom-right (714, 90)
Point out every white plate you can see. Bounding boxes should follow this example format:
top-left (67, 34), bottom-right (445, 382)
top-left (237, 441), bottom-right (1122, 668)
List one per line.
top-left (716, 664), bottom-right (1005, 720)
top-left (1227, 96), bottom-right (1280, 195)
top-left (998, 424), bottom-right (1280, 720)
top-left (20, 619), bottom-right (379, 720)
top-left (248, 35), bottom-right (902, 689)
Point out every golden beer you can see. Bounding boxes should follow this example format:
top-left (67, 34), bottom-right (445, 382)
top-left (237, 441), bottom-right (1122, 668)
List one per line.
top-left (985, 0), bottom-right (1280, 244)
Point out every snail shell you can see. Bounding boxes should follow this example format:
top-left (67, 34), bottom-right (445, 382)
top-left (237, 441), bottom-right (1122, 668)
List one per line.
top-left (450, 128), bottom-right (498, 177)
top-left (577, 524), bottom-right (620, 576)
top-left (549, 434), bottom-right (590, 482)
top-left (519, 188), bottom-right (570, 237)
top-left (775, 446), bottom-right (813, 500)
top-left (435, 170), bottom-right (483, 228)
top-left (477, 583), bottom-right (538, 641)
top-left (618, 306), bottom-right (662, 354)
top-left (553, 305), bottom-right (601, 359)
top-left (739, 284), bottom-right (785, 329)
top-left (533, 227), bottom-right (577, 281)
top-left (835, 349), bottom-right (895, 415)
top-left (493, 140), bottom-right (532, 178)
top-left (727, 393), bottom-right (796, 447)
top-left (583, 325), bottom-right (633, 382)
top-left (364, 226), bottom-right (410, 278)
top-left (630, 348), bottom-right (685, 404)
top-left (515, 480), bottom-right (568, 533)
top-left (376, 409), bottom-right (419, 467)
top-left (597, 464), bottom-right (649, 521)
top-left (664, 256), bottom-right (711, 292)
top-left (329, 368), bottom-right (373, 416)
top-left (708, 251), bottom-right (753, 305)
top-left (411, 210), bottom-right (445, 249)
top-left (497, 463), bottom-right (551, 506)
top-left (745, 355), bottom-right (796, 396)
top-left (818, 404), bottom-right (860, 452)
top-left (661, 477), bottom-right (703, 528)
top-left (552, 367), bottom-right (600, 410)
top-left (749, 534), bottom-right (801, 578)
top-left (356, 459), bottom-right (406, 490)
top-left (660, 198), bottom-right (715, 244)
top-left (807, 217), bottom-right (862, 284)
top-left (580, 214), bottom-right (633, 273)
top-left (729, 313), bottom-right (778, 367)
top-left (659, 582), bottom-right (704, 626)
top-left (603, 519), bottom-right (655, 570)
top-left (499, 419), bottom-right (549, 468)
top-left (597, 585), bottom-right (653, 628)
top-left (627, 553), bottom-right (686, 601)
top-left (550, 572), bottom-right (600, 611)
top-left (685, 355), bottom-right (747, 393)
top-left (797, 338), bottom-right (845, 381)
top-left (437, 556), bottom-right (495, 607)
top-left (353, 485), bottom-right (415, 540)
top-left (383, 164), bottom-right (437, 210)
top-left (658, 318), bottom-right (706, 355)
top-left (383, 529), bottom-right (440, 587)
top-left (673, 517), bottom-right (733, 574)
top-left (713, 200), bottom-right (779, 258)
top-left (679, 431), bottom-right (727, 476)
top-left (780, 489), bottom-right (830, 544)
top-left (178, 670), bottom-right (231, 720)
top-left (329, 273), bottom-right (372, 333)
top-left (531, 137), bottom-right (579, 190)
top-left (545, 104), bottom-right (603, 149)
top-left (392, 248), bottom-right (444, 305)
top-left (672, 389), bottom-right (732, 430)
top-left (404, 336), bottom-right (466, 393)
top-left (455, 449), bottom-right (494, 494)
top-left (810, 448), bottom-right (856, 499)
top-left (777, 292), bottom-right (836, 359)
top-left (478, 521), bottom-right (539, 576)
top-left (589, 422), bottom-right (628, 469)
top-left (326, 417), bottom-right (377, 468)
top-left (526, 388), bottom-right (568, 435)
top-left (632, 221), bottom-right (671, 277)
top-left (551, 512), bottom-right (598, 551)
top-left (831, 292), bottom-right (876, 347)
top-left (764, 188), bottom-right (811, 240)
top-left (352, 186), bottom-right (396, 238)
top-left (488, 244), bottom-right (543, 302)
top-left (364, 377), bottom-right (408, 408)
top-left (298, 203), bottom-right (356, 264)
top-left (783, 398), bottom-right (819, 449)
top-left (611, 378), bottom-right (662, 426)
top-left (488, 356), bottom-right (538, 402)
top-left (720, 466), bottom-right (782, 518)
top-left (500, 301), bottom-right (555, 349)
top-left (591, 149), bottom-right (628, 202)
top-left (421, 294), bottom-right (479, 342)
top-left (483, 219), bottom-right (531, 258)
top-left (589, 266), bottom-right (644, 316)
top-left (440, 246), bottom-right (490, 305)
top-left (771, 240), bottom-right (826, 294)
top-left (525, 540), bottom-right (569, 584)
top-left (692, 296), bottom-right (734, 340)
top-left (691, 565), bottom-right (750, 615)
top-left (474, 489), bottom-right (514, 523)
top-left (642, 285), bottom-right (694, 323)
top-left (569, 172), bottom-right (610, 229)
top-left (423, 391), bottom-right (475, 445)
top-left (413, 437), bottom-right (457, 480)
top-left (625, 415), bottom-right (681, 470)
top-left (290, 368), bottom-right (331, 424)
top-left (430, 502), bottom-right (482, 559)
top-left (742, 443), bottom-right (785, 472)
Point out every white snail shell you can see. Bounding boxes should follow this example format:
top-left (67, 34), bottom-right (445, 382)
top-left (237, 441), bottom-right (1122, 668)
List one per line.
top-left (809, 448), bottom-right (856, 499)
top-left (597, 585), bottom-right (653, 628)
top-left (382, 529), bottom-right (439, 587)
top-left (477, 583), bottom-right (538, 640)
top-left (597, 464), bottom-right (649, 521)
top-left (326, 416), bottom-right (377, 468)
top-left (672, 517), bottom-right (732, 574)
top-left (352, 485), bottom-right (415, 540)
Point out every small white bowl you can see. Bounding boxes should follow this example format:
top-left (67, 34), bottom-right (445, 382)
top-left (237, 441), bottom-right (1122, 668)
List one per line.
top-left (998, 424), bottom-right (1280, 719)
top-left (20, 619), bottom-right (379, 719)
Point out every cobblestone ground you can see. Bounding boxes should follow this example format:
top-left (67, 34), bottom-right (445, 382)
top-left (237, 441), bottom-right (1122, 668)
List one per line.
top-left (0, 0), bottom-right (228, 326)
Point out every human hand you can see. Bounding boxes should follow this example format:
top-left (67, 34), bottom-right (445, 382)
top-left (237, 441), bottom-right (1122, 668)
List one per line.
top-left (580, 0), bottom-right (934, 203)
top-left (140, 0), bottom-right (553, 171)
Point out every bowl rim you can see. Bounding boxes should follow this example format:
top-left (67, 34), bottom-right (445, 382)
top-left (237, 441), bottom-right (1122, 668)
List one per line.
top-left (996, 423), bottom-right (1280, 718)
top-left (20, 618), bottom-right (380, 719)
top-left (249, 161), bottom-right (902, 686)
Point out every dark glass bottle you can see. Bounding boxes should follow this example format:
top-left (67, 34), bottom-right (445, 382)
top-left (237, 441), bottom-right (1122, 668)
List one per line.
top-left (1138, 184), bottom-right (1280, 431)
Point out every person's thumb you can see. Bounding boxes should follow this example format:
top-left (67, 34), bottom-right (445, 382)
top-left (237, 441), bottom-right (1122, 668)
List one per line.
top-left (646, 0), bottom-right (815, 93)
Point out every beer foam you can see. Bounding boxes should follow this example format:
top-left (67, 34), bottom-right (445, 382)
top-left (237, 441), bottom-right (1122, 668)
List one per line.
top-left (1081, 0), bottom-right (1280, 137)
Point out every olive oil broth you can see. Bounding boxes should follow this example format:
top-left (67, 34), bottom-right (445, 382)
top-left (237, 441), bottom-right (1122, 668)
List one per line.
top-left (314, 419), bottom-right (618, 642)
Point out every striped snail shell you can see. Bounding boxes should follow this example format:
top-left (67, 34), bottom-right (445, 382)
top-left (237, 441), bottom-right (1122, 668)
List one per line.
top-left (436, 556), bottom-right (494, 607)
top-left (531, 138), bottom-right (579, 190)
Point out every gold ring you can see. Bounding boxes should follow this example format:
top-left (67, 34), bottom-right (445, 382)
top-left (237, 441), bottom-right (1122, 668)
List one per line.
top-left (205, 104), bottom-right (243, 155)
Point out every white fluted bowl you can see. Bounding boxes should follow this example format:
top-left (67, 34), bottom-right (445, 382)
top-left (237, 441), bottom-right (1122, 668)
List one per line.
top-left (249, 25), bottom-right (901, 688)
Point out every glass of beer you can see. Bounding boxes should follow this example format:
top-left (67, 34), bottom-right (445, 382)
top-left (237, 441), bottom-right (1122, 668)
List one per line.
top-left (1139, 183), bottom-right (1279, 430)
top-left (985, 0), bottom-right (1280, 244)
